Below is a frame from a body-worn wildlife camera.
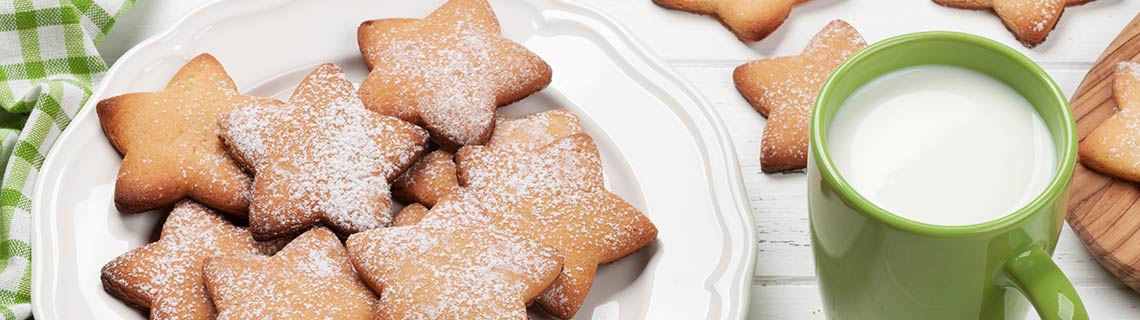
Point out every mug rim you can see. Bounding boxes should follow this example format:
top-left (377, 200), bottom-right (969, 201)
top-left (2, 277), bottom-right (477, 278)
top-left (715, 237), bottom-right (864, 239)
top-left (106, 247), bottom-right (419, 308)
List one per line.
top-left (810, 31), bottom-right (1077, 238)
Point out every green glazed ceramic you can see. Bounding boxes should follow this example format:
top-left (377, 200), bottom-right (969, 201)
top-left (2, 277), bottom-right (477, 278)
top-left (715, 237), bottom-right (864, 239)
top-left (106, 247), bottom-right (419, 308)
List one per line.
top-left (808, 32), bottom-right (1086, 320)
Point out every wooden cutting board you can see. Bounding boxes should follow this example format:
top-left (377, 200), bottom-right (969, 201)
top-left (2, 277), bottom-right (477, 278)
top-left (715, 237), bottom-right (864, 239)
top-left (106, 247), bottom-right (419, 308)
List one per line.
top-left (1068, 12), bottom-right (1140, 292)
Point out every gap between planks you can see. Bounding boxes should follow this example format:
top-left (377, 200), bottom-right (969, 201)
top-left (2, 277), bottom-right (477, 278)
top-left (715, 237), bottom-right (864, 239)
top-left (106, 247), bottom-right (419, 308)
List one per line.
top-left (665, 60), bottom-right (1096, 70)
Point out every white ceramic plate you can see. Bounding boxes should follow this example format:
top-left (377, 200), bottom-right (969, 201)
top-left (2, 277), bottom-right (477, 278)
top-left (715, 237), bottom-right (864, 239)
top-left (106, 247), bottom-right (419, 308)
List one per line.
top-left (30, 0), bottom-right (755, 318)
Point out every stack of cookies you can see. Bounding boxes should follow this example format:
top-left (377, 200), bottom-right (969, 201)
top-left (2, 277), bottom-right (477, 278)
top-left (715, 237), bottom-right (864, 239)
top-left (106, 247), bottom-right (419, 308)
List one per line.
top-left (96, 0), bottom-right (658, 318)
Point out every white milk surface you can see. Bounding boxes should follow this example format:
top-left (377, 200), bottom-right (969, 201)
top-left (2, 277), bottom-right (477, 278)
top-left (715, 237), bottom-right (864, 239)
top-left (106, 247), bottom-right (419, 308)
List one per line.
top-left (827, 65), bottom-right (1056, 227)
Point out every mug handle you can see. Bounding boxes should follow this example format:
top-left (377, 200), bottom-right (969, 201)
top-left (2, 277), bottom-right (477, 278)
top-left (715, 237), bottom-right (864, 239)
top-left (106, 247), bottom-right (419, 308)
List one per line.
top-left (1004, 246), bottom-right (1088, 320)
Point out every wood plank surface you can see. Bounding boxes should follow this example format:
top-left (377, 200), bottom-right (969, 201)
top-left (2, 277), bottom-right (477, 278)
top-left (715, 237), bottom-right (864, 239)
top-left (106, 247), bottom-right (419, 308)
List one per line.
top-left (96, 0), bottom-right (1140, 318)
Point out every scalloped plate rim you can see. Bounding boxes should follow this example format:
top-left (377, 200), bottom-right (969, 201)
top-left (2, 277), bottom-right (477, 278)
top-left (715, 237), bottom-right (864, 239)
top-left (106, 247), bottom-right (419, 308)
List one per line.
top-left (30, 0), bottom-right (757, 318)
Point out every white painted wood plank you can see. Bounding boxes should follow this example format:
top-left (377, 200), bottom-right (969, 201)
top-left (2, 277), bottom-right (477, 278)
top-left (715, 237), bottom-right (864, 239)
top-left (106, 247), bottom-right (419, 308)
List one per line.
top-left (581, 0), bottom-right (1140, 63)
top-left (749, 285), bottom-right (824, 319)
top-left (748, 282), bottom-right (1140, 319)
top-left (103, 1), bottom-right (1140, 64)
top-left (92, 0), bottom-right (1140, 318)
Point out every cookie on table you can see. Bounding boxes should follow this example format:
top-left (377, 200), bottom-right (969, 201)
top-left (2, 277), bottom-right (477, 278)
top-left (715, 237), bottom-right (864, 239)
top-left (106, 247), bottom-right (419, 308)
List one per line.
top-left (1081, 61), bottom-right (1140, 183)
top-left (356, 0), bottom-right (552, 149)
top-left (653, 0), bottom-right (806, 42)
top-left (204, 227), bottom-right (381, 319)
top-left (100, 200), bottom-right (286, 319)
top-left (346, 209), bottom-right (563, 319)
top-left (392, 109), bottom-right (583, 209)
top-left (733, 20), bottom-right (865, 173)
top-left (424, 134), bottom-right (657, 319)
top-left (932, 0), bottom-right (1094, 47)
top-left (218, 64), bottom-right (428, 240)
top-left (96, 54), bottom-right (282, 215)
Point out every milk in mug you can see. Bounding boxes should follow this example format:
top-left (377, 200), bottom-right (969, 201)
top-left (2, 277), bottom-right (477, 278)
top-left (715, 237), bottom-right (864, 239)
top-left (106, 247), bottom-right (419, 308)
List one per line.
top-left (827, 65), bottom-right (1056, 226)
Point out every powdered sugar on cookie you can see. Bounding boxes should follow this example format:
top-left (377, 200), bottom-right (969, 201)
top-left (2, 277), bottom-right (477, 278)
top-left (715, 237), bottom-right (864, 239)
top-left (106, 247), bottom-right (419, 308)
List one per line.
top-left (219, 64), bottom-right (428, 240)
top-left (458, 134), bottom-right (603, 197)
top-left (204, 228), bottom-right (381, 319)
top-left (392, 109), bottom-right (584, 208)
top-left (346, 209), bottom-right (563, 319)
top-left (1080, 61), bottom-right (1140, 182)
top-left (357, 0), bottom-right (552, 148)
top-left (733, 20), bottom-right (865, 173)
top-left (934, 0), bottom-right (1092, 47)
top-left (421, 134), bottom-right (657, 318)
top-left (100, 200), bottom-right (285, 319)
top-left (488, 109), bottom-right (583, 153)
top-left (380, 33), bottom-right (497, 144)
top-left (97, 54), bottom-right (280, 215)
top-left (1099, 62), bottom-right (1140, 163)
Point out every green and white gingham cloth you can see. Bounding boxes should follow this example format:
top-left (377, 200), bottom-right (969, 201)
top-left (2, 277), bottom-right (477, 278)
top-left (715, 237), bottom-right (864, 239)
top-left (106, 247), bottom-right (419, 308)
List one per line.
top-left (0, 0), bottom-right (133, 318)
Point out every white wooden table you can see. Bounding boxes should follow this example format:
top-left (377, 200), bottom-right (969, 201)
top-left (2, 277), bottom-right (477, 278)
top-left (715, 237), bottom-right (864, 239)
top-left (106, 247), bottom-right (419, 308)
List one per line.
top-left (97, 0), bottom-right (1140, 318)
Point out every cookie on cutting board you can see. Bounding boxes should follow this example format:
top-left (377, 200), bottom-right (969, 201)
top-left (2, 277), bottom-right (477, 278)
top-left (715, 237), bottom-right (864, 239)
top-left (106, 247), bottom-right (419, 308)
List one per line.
top-left (1080, 61), bottom-right (1140, 183)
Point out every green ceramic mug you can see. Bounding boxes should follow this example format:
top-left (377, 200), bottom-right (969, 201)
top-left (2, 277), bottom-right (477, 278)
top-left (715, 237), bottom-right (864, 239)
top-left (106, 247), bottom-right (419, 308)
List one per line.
top-left (808, 32), bottom-right (1087, 320)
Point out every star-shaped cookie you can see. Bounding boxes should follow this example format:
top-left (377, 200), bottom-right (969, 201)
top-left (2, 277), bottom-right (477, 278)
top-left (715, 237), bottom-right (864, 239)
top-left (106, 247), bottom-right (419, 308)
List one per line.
top-left (933, 0), bottom-right (1093, 47)
top-left (101, 200), bottom-right (286, 319)
top-left (96, 54), bottom-right (281, 215)
top-left (653, 0), bottom-right (807, 42)
top-left (423, 133), bottom-right (657, 319)
top-left (1081, 61), bottom-right (1140, 183)
top-left (204, 227), bottom-right (381, 319)
top-left (733, 20), bottom-right (865, 173)
top-left (356, 0), bottom-right (552, 148)
top-left (392, 109), bottom-right (583, 208)
top-left (346, 211), bottom-right (563, 319)
top-left (218, 64), bottom-right (428, 240)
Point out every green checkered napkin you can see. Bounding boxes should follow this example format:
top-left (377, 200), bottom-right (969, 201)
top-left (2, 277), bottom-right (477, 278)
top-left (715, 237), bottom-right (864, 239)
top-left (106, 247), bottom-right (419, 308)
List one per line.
top-left (0, 0), bottom-right (133, 318)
